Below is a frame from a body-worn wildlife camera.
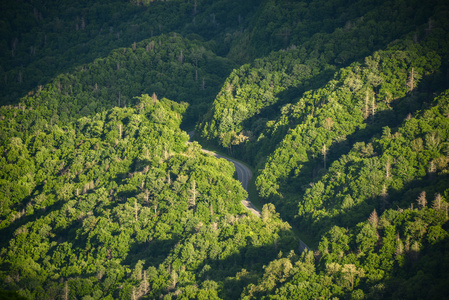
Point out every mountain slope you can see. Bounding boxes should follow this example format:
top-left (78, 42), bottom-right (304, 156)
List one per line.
top-left (0, 96), bottom-right (297, 299)
top-left (1, 0), bottom-right (449, 299)
top-left (197, 0), bottom-right (446, 157)
top-left (241, 90), bottom-right (449, 299)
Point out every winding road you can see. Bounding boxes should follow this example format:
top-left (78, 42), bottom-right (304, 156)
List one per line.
top-left (188, 131), bottom-right (261, 217)
top-left (188, 131), bottom-right (309, 252)
top-left (212, 152), bottom-right (261, 217)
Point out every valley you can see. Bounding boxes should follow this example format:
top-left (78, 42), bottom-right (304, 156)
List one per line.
top-left (1, 0), bottom-right (449, 299)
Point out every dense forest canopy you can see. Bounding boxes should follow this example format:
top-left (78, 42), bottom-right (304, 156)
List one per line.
top-left (1, 0), bottom-right (449, 299)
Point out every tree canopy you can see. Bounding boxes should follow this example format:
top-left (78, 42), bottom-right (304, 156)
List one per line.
top-left (1, 0), bottom-right (449, 299)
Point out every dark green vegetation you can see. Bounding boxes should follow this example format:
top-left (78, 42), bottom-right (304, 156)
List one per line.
top-left (1, 0), bottom-right (449, 299)
top-left (0, 96), bottom-right (295, 299)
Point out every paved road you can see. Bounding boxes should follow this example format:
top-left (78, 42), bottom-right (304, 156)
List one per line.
top-left (213, 152), bottom-right (261, 217)
top-left (187, 132), bottom-right (311, 252)
top-left (200, 143), bottom-right (310, 251)
top-left (188, 131), bottom-right (261, 217)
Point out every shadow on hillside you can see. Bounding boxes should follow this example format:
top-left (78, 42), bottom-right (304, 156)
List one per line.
top-left (0, 1), bottom-right (146, 107)
top-left (382, 236), bottom-right (449, 299)
top-left (253, 93), bottom-right (426, 219)
top-left (326, 95), bottom-right (430, 169)
top-left (123, 235), bottom-right (180, 269)
top-left (244, 67), bottom-right (338, 125)
top-left (1, 216), bottom-right (299, 299)
top-left (0, 160), bottom-right (136, 249)
top-left (319, 80), bottom-right (439, 182)
top-left (0, 0), bottom-right (257, 113)
top-left (0, 184), bottom-right (66, 246)
top-left (261, 71), bottom-right (446, 244)
top-left (201, 243), bottom-right (280, 299)
top-left (306, 171), bottom-right (449, 236)
top-left (171, 227), bottom-right (298, 299)
top-left (222, 67), bottom-right (338, 164)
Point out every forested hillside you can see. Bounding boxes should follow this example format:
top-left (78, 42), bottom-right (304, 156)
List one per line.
top-left (240, 89), bottom-right (449, 300)
top-left (254, 30), bottom-right (447, 218)
top-left (17, 33), bottom-right (235, 127)
top-left (0, 0), bottom-right (259, 106)
top-left (0, 95), bottom-right (297, 299)
top-left (1, 0), bottom-right (449, 299)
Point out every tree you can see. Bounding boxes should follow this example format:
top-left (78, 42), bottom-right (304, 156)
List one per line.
top-left (63, 281), bottom-right (69, 300)
top-left (118, 124), bottom-right (122, 140)
top-left (132, 260), bottom-right (144, 281)
top-left (385, 157), bottom-right (391, 179)
top-left (140, 270), bottom-right (150, 296)
top-left (324, 117), bottom-right (334, 130)
top-left (380, 184), bottom-right (389, 210)
top-left (428, 160), bottom-right (436, 178)
top-left (417, 191), bottom-right (427, 209)
top-left (193, 0), bottom-right (197, 15)
top-left (410, 241), bottom-right (420, 261)
top-left (321, 144), bottom-right (328, 169)
top-left (170, 270), bottom-right (178, 290)
top-left (188, 180), bottom-right (199, 207)
top-left (341, 264), bottom-right (365, 290)
top-left (58, 183), bottom-right (74, 200)
top-left (356, 223), bottom-right (377, 253)
top-left (407, 68), bottom-right (416, 93)
top-left (432, 193), bottom-right (443, 210)
top-left (262, 203), bottom-right (279, 222)
top-left (342, 195), bottom-right (354, 209)
top-left (364, 90), bottom-right (370, 119)
top-left (368, 209), bottom-right (378, 227)
top-left (395, 236), bottom-right (404, 257)
top-left (152, 92), bottom-right (158, 104)
top-left (201, 78), bottom-right (206, 90)
top-left (326, 262), bottom-right (341, 276)
top-left (134, 199), bottom-right (139, 222)
top-left (178, 49), bottom-right (184, 64)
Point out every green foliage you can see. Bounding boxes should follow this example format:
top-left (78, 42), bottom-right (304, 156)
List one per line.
top-left (0, 97), bottom-right (298, 299)
top-left (2, 0), bottom-right (449, 298)
top-left (9, 33), bottom-right (235, 128)
top-left (198, 0), bottom-right (447, 159)
top-left (0, 0), bottom-right (259, 107)
top-left (253, 21), bottom-right (449, 221)
top-left (242, 204), bottom-right (449, 299)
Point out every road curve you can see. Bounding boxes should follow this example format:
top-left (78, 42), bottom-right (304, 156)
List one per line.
top-left (188, 131), bottom-right (261, 217)
top-left (188, 131), bottom-right (310, 252)
top-left (213, 152), bottom-right (261, 217)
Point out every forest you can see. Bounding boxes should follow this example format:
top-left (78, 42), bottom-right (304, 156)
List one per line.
top-left (1, 0), bottom-right (449, 299)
